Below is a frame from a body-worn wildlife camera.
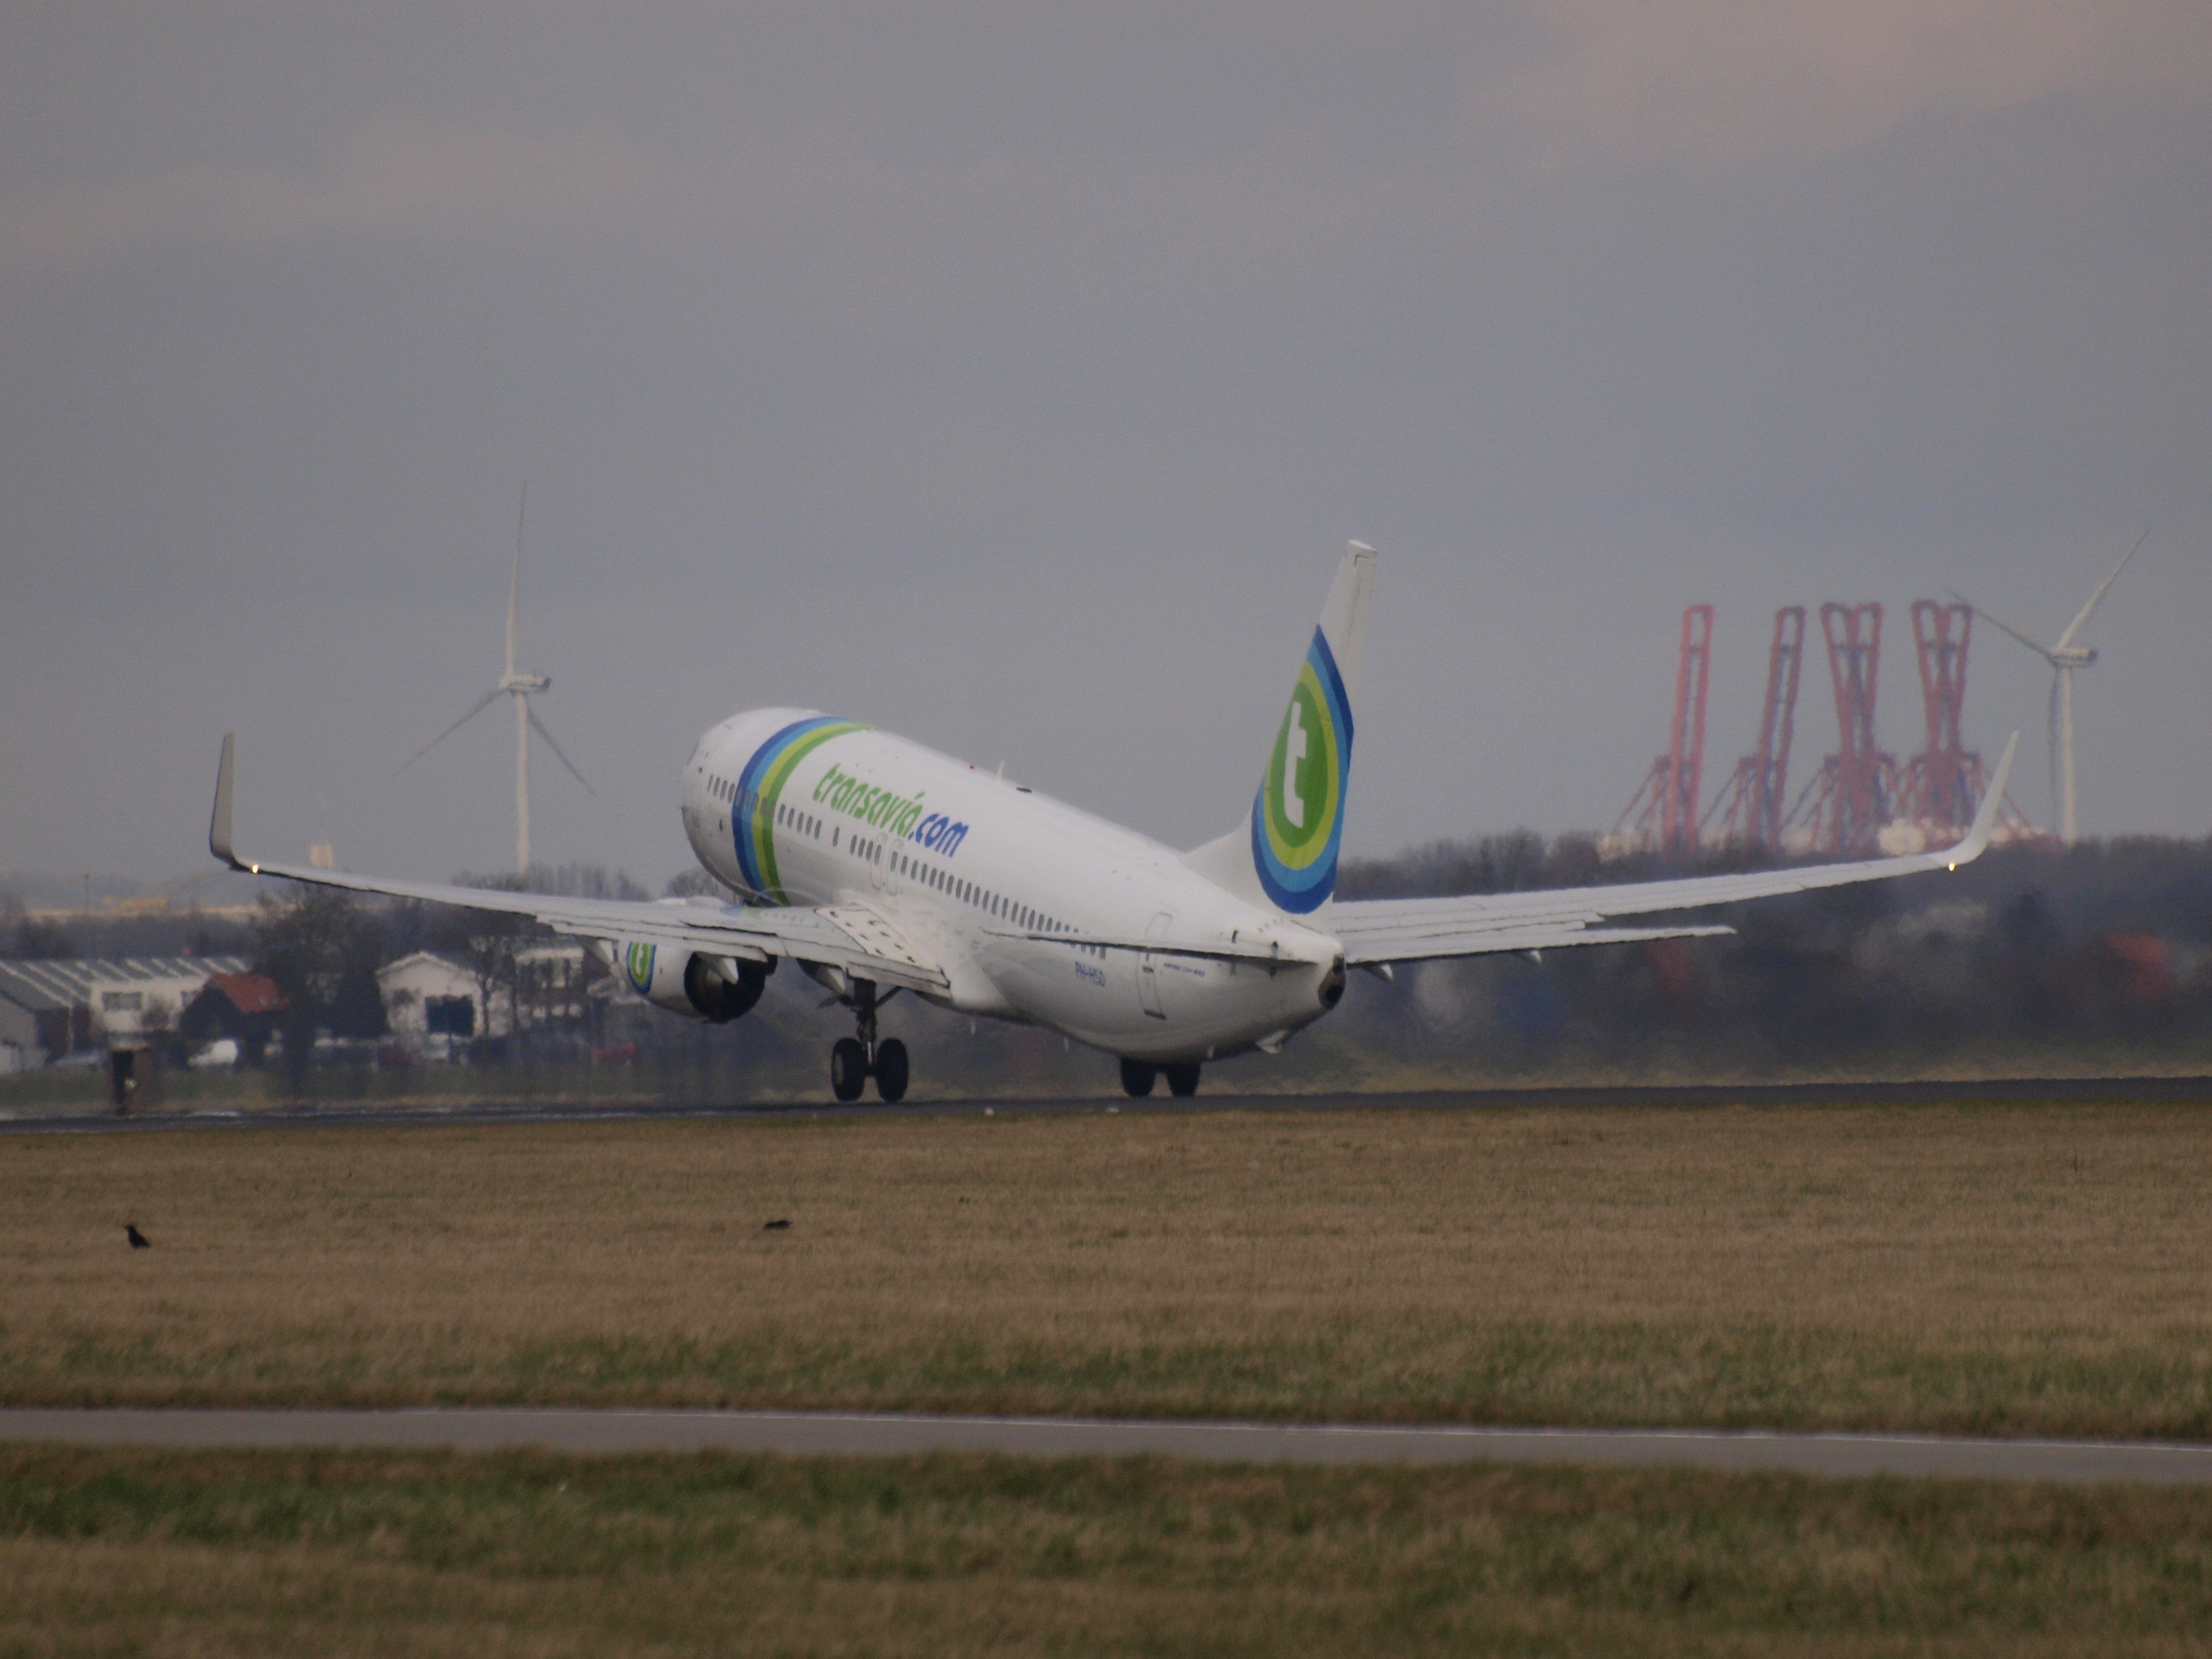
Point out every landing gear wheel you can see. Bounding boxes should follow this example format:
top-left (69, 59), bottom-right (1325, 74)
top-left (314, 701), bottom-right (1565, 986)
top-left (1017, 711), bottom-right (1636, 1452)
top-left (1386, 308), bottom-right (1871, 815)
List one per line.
top-left (1164, 1063), bottom-right (1201, 1098)
top-left (831, 1037), bottom-right (868, 1102)
top-left (1119, 1059), bottom-right (1157, 1098)
top-left (873, 1038), bottom-right (909, 1104)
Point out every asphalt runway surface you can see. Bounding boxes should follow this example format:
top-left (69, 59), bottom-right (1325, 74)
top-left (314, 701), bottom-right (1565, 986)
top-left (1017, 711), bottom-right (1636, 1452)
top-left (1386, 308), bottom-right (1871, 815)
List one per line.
top-left (7, 1408), bottom-right (2212, 1484)
top-left (4, 1074), bottom-right (2207, 1135)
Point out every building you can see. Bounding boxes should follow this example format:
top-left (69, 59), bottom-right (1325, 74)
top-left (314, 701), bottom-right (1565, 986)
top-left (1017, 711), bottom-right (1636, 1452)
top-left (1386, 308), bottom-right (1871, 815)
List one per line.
top-left (515, 945), bottom-right (592, 1032)
top-left (0, 957), bottom-right (248, 1067)
top-left (376, 952), bottom-right (492, 1039)
top-left (178, 971), bottom-right (288, 1067)
top-left (375, 945), bottom-right (596, 1046)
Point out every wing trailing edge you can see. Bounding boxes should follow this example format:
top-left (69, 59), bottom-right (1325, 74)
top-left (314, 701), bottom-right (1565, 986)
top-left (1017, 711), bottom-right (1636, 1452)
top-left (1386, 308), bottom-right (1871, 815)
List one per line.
top-left (204, 734), bottom-right (947, 993)
top-left (1330, 734), bottom-right (2017, 967)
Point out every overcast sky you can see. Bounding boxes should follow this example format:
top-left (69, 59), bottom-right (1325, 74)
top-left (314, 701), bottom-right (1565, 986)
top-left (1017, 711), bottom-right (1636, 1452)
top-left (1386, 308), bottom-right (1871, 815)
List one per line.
top-left (3, 1), bottom-right (2207, 890)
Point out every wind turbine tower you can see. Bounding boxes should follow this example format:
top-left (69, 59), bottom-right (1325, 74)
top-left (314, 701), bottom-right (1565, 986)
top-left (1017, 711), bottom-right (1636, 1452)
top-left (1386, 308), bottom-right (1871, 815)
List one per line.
top-left (1950, 529), bottom-right (2147, 846)
top-left (400, 487), bottom-right (593, 876)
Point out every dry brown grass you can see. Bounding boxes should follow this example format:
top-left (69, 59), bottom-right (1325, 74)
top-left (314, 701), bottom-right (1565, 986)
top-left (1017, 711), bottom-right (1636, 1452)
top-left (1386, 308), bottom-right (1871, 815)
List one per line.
top-left (5, 1101), bottom-right (2212, 1432)
top-left (7, 1447), bottom-right (2212, 1657)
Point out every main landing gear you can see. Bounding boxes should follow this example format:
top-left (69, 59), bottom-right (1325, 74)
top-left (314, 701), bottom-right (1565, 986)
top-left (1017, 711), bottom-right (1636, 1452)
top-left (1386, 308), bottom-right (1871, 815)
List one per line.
top-left (1119, 1059), bottom-right (1200, 1099)
top-left (830, 986), bottom-right (908, 1104)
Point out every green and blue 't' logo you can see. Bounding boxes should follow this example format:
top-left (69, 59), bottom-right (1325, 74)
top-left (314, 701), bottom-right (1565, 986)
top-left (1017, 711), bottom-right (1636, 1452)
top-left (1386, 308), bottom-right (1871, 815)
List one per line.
top-left (1249, 628), bottom-right (1352, 913)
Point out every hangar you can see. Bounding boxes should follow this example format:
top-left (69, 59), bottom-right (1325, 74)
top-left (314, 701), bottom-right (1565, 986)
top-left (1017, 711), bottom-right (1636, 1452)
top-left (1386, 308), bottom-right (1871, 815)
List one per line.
top-left (0, 956), bottom-right (247, 1068)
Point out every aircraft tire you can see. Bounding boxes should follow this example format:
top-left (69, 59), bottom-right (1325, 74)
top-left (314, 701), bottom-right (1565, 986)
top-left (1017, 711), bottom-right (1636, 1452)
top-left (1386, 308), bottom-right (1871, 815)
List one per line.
top-left (1164, 1063), bottom-right (1200, 1098)
top-left (873, 1038), bottom-right (909, 1104)
top-left (830, 1037), bottom-right (868, 1102)
top-left (1119, 1059), bottom-right (1156, 1098)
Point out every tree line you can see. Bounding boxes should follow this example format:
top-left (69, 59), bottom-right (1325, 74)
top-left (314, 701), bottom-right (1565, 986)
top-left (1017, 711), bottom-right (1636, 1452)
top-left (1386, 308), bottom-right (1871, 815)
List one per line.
top-left (1330, 834), bottom-right (2212, 1080)
top-left (10, 839), bottom-right (2210, 1091)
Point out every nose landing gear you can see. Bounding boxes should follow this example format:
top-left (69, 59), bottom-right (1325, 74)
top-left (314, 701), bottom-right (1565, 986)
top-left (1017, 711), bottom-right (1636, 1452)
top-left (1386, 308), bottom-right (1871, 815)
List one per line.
top-left (830, 986), bottom-right (909, 1104)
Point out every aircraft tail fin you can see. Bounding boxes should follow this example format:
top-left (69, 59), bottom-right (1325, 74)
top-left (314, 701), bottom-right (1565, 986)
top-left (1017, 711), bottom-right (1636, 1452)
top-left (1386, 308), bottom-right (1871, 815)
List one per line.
top-left (1185, 541), bottom-right (1373, 917)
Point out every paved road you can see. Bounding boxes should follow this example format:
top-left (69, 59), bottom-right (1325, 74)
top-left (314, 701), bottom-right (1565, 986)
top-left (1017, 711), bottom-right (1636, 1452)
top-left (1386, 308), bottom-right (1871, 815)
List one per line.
top-left (7, 1408), bottom-right (2212, 1483)
top-left (4, 1074), bottom-right (2206, 1136)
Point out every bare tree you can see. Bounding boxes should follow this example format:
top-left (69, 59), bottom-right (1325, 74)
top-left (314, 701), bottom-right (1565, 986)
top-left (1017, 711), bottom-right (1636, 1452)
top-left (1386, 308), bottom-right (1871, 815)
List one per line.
top-left (2, 888), bottom-right (76, 959)
top-left (439, 875), bottom-right (554, 1046)
top-left (251, 886), bottom-right (387, 1092)
top-left (666, 868), bottom-right (742, 901)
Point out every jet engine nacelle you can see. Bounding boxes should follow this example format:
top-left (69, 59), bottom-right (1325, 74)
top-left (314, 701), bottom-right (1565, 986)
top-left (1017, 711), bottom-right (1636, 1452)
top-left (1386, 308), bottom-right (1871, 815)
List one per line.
top-left (611, 939), bottom-right (770, 1023)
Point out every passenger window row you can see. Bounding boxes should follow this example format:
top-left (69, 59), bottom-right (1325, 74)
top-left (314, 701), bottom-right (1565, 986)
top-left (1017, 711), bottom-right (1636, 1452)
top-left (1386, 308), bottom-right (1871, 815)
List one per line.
top-left (703, 775), bottom-right (1082, 943)
top-left (705, 777), bottom-right (831, 843)
top-left (706, 768), bottom-right (1086, 945)
top-left (773, 802), bottom-right (822, 840)
top-left (890, 848), bottom-right (1070, 939)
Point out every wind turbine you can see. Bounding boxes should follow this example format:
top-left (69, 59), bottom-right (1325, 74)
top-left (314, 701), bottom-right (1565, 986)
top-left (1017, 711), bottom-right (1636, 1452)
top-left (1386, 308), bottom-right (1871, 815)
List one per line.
top-left (1950, 528), bottom-right (2147, 846)
top-left (400, 486), bottom-right (592, 876)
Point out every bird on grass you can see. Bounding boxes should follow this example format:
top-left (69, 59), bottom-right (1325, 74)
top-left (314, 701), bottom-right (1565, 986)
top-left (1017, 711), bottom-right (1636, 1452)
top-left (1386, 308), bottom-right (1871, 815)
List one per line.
top-left (762, 1219), bottom-right (791, 1232)
top-left (124, 1224), bottom-right (150, 1249)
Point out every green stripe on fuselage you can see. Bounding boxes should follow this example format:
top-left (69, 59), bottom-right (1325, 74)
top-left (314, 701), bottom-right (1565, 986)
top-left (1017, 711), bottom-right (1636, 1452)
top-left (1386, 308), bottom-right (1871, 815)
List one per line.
top-left (749, 722), bottom-right (865, 902)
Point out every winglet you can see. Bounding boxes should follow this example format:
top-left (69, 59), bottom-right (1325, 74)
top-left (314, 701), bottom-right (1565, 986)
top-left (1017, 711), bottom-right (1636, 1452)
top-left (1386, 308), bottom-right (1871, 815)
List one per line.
top-left (210, 732), bottom-right (244, 870)
top-left (1945, 731), bottom-right (2018, 869)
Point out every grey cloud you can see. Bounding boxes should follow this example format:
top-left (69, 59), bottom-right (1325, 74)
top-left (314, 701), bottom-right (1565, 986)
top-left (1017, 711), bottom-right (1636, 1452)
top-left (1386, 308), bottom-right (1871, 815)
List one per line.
top-left (0, 3), bottom-right (2205, 886)
top-left (0, 121), bottom-right (662, 273)
top-left (1489, 0), bottom-right (2212, 168)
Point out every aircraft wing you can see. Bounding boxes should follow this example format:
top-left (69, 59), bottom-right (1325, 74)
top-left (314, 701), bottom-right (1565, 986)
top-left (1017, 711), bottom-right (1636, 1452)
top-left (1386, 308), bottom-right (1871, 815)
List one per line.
top-left (1330, 735), bottom-right (2017, 967)
top-left (207, 736), bottom-right (947, 994)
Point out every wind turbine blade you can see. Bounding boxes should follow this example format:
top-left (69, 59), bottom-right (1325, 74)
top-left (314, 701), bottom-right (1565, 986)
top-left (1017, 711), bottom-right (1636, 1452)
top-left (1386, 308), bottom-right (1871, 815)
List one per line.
top-left (397, 687), bottom-right (501, 774)
top-left (526, 705), bottom-right (595, 796)
top-left (2054, 526), bottom-right (2150, 649)
top-left (506, 483), bottom-right (525, 679)
top-left (1945, 587), bottom-right (2055, 660)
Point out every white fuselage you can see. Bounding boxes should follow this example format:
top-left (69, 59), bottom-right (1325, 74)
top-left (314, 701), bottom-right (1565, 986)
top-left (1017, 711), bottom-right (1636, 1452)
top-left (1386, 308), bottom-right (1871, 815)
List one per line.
top-left (679, 708), bottom-right (1344, 1064)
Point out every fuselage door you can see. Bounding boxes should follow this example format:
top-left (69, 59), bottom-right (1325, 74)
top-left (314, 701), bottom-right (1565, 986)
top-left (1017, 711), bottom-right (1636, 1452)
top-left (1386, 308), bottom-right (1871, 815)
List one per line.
top-left (1138, 910), bottom-right (1172, 1019)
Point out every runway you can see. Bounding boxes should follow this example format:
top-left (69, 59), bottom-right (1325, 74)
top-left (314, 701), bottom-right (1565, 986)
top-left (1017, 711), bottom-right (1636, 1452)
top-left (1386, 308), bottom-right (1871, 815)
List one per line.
top-left (4, 1073), bottom-right (2207, 1135)
top-left (7, 1408), bottom-right (2212, 1484)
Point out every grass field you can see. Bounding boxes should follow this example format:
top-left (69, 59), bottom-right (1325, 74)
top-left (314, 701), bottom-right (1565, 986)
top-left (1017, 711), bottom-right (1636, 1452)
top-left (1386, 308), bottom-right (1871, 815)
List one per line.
top-left (7, 1446), bottom-right (2212, 1657)
top-left (7, 1100), bottom-right (2212, 1435)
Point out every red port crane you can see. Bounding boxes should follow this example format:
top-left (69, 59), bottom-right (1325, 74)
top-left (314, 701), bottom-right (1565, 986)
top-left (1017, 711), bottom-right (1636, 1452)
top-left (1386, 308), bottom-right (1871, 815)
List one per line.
top-left (1898, 600), bottom-right (1976, 833)
top-left (1892, 598), bottom-right (2038, 847)
top-left (1702, 606), bottom-right (1806, 853)
top-left (1610, 604), bottom-right (1714, 857)
top-left (1784, 603), bottom-right (1897, 856)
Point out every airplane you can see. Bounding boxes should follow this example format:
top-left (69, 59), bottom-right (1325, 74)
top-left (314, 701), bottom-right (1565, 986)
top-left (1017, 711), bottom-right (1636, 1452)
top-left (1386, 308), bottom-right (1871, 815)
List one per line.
top-left (209, 543), bottom-right (2017, 1103)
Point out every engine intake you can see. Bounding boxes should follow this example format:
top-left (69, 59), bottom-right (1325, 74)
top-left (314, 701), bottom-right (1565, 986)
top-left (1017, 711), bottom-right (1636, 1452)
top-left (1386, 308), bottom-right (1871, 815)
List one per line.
top-left (684, 952), bottom-right (768, 1022)
top-left (615, 939), bottom-right (771, 1024)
